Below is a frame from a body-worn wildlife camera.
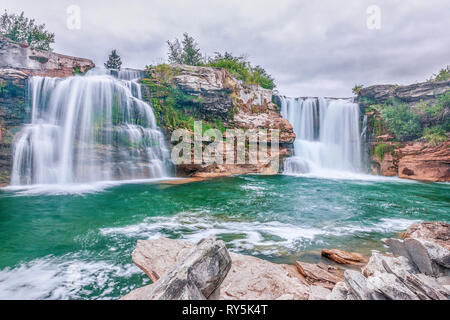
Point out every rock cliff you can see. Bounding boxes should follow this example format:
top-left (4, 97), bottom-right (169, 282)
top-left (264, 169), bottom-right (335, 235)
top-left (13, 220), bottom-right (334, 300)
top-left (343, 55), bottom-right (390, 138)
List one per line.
top-left (0, 36), bottom-right (95, 77)
top-left (359, 80), bottom-right (450, 182)
top-left (141, 64), bottom-right (295, 177)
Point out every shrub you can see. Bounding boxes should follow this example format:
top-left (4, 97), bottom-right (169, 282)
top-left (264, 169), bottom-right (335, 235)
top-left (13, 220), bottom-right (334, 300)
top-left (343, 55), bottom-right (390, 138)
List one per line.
top-left (352, 85), bottom-right (363, 95)
top-left (206, 52), bottom-right (275, 89)
top-left (0, 10), bottom-right (55, 50)
top-left (374, 143), bottom-right (392, 161)
top-left (423, 126), bottom-right (447, 146)
top-left (428, 66), bottom-right (450, 82)
top-left (380, 104), bottom-right (421, 141)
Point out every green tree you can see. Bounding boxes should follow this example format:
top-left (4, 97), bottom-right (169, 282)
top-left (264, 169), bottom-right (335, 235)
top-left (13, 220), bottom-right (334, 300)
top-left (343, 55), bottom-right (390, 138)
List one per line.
top-left (167, 33), bottom-right (203, 66)
top-left (104, 49), bottom-right (122, 70)
top-left (0, 10), bottom-right (55, 51)
top-left (181, 33), bottom-right (203, 66)
top-left (167, 38), bottom-right (183, 64)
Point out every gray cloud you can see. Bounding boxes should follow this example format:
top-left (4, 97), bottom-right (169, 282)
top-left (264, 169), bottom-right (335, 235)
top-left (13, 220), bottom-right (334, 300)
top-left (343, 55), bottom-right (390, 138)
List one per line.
top-left (2, 0), bottom-right (449, 97)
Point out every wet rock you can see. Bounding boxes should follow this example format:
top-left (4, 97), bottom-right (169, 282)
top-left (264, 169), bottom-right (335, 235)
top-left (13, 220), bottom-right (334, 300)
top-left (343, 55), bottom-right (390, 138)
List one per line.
top-left (125, 236), bottom-right (231, 300)
top-left (321, 249), bottom-right (368, 265)
top-left (295, 261), bottom-right (344, 289)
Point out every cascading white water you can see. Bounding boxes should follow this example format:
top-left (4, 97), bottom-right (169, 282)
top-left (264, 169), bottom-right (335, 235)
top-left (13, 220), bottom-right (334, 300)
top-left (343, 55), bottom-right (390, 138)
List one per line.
top-left (280, 97), bottom-right (362, 175)
top-left (11, 69), bottom-right (171, 186)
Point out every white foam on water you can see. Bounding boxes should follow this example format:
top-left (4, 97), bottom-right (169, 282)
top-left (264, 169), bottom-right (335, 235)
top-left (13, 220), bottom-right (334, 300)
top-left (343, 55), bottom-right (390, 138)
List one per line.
top-left (0, 255), bottom-right (142, 300)
top-left (1, 177), bottom-right (180, 196)
top-left (99, 211), bottom-right (422, 256)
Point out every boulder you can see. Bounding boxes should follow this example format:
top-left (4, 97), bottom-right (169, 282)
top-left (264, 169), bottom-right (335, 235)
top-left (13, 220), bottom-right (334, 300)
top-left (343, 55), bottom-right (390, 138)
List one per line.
top-left (403, 222), bottom-right (450, 250)
top-left (123, 237), bottom-right (310, 300)
top-left (308, 285), bottom-right (332, 300)
top-left (327, 282), bottom-right (348, 300)
top-left (343, 270), bottom-right (374, 300)
top-left (295, 261), bottom-right (344, 289)
top-left (321, 249), bottom-right (368, 265)
top-left (366, 271), bottom-right (420, 300)
top-left (123, 236), bottom-right (231, 300)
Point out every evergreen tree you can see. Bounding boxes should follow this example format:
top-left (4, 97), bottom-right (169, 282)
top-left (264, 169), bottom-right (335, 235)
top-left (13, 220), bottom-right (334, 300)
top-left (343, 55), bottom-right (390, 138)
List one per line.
top-left (0, 10), bottom-right (55, 51)
top-left (167, 33), bottom-right (203, 66)
top-left (181, 33), bottom-right (202, 66)
top-left (104, 49), bottom-right (122, 70)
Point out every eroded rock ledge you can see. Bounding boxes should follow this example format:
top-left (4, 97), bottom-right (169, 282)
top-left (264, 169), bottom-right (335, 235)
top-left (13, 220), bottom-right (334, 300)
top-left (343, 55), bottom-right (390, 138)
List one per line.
top-left (0, 36), bottom-right (95, 77)
top-left (122, 221), bottom-right (449, 300)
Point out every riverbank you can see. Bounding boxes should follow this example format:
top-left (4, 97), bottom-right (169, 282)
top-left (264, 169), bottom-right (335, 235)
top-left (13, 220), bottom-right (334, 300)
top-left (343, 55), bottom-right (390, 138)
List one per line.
top-left (122, 221), bottom-right (450, 300)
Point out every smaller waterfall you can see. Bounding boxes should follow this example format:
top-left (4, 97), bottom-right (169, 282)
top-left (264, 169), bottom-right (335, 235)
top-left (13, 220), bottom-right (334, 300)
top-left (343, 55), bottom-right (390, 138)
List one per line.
top-left (281, 97), bottom-right (362, 175)
top-left (11, 69), bottom-right (171, 186)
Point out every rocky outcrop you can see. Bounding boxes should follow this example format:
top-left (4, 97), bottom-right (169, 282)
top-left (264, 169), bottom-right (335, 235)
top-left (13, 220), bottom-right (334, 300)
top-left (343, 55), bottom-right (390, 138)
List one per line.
top-left (359, 81), bottom-right (450, 104)
top-left (122, 237), bottom-right (310, 300)
top-left (403, 222), bottom-right (450, 250)
top-left (144, 64), bottom-right (295, 177)
top-left (360, 79), bottom-right (450, 182)
top-left (123, 237), bottom-right (231, 300)
top-left (0, 36), bottom-right (94, 77)
top-left (371, 141), bottom-right (450, 182)
top-left (328, 222), bottom-right (450, 300)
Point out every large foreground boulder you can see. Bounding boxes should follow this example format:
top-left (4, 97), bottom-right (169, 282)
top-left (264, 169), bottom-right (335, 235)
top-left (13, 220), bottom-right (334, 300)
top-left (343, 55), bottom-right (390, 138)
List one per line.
top-left (122, 237), bottom-right (310, 300)
top-left (124, 237), bottom-right (231, 300)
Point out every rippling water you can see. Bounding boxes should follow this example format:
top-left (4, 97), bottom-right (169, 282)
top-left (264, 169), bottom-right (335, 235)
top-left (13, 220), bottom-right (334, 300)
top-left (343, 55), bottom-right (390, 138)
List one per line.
top-left (0, 175), bottom-right (449, 299)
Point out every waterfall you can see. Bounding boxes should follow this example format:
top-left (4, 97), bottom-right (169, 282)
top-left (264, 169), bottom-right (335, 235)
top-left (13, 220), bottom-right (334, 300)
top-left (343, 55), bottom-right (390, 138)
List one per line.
top-left (280, 97), bottom-right (362, 175)
top-left (11, 69), bottom-right (171, 186)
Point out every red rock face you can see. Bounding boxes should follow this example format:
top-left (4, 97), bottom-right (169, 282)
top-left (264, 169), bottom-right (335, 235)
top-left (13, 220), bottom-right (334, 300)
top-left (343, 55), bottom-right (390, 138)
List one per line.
top-left (372, 141), bottom-right (450, 182)
top-left (397, 142), bottom-right (450, 182)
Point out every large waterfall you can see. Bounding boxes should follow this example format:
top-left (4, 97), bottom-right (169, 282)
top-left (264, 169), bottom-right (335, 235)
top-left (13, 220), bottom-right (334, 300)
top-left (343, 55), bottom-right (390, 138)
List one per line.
top-left (280, 97), bottom-right (362, 175)
top-left (11, 69), bottom-right (171, 186)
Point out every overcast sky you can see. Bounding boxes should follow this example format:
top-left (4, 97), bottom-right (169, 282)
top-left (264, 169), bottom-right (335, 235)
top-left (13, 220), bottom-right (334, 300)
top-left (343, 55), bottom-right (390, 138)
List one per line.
top-left (2, 0), bottom-right (450, 97)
